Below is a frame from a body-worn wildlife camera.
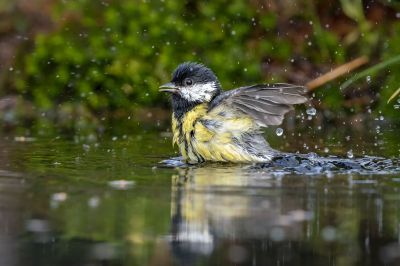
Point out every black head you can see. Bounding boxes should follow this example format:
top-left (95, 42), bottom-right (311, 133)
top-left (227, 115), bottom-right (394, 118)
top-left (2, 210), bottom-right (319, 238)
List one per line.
top-left (160, 62), bottom-right (221, 118)
top-left (171, 62), bottom-right (219, 88)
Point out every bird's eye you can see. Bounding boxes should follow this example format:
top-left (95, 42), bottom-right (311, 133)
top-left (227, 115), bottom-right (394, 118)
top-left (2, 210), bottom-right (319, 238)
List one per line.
top-left (184, 78), bottom-right (193, 86)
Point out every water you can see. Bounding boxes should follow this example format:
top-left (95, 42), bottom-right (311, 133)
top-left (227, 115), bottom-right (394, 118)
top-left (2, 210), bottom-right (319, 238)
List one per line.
top-left (0, 122), bottom-right (400, 266)
top-left (306, 107), bottom-right (317, 116)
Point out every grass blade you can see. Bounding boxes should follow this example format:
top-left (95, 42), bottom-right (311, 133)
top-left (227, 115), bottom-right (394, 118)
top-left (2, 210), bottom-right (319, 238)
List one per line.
top-left (387, 87), bottom-right (400, 104)
top-left (340, 54), bottom-right (400, 90)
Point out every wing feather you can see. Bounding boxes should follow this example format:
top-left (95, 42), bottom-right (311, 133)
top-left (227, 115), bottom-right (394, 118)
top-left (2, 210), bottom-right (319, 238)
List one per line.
top-left (209, 83), bottom-right (308, 127)
top-left (233, 101), bottom-right (284, 126)
top-left (236, 96), bottom-right (293, 115)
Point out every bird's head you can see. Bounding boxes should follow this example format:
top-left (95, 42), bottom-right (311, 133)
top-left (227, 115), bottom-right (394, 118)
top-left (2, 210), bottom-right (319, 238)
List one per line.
top-left (159, 62), bottom-right (221, 106)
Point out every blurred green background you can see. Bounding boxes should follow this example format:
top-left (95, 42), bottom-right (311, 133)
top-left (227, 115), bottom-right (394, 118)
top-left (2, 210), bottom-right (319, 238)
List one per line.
top-left (0, 0), bottom-right (399, 131)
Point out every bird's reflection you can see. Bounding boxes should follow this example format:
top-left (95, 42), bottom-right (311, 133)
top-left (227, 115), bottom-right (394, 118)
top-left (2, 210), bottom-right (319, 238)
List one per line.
top-left (168, 165), bottom-right (313, 265)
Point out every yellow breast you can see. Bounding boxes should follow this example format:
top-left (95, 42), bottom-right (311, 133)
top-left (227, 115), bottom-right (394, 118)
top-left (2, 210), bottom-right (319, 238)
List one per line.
top-left (172, 104), bottom-right (208, 161)
top-left (172, 103), bottom-right (267, 163)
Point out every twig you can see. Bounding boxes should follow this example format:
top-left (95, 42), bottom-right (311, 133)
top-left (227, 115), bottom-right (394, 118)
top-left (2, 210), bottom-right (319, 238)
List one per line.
top-left (306, 56), bottom-right (369, 91)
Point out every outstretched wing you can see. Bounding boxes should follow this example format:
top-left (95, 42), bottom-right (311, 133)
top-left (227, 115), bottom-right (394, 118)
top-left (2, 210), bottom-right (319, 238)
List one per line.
top-left (209, 83), bottom-right (308, 127)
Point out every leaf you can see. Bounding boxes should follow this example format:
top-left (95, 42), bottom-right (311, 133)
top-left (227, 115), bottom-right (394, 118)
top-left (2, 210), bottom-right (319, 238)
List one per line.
top-left (339, 0), bottom-right (365, 23)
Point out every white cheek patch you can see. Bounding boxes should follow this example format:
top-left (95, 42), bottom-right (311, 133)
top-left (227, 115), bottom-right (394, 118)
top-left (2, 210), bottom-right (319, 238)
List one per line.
top-left (179, 82), bottom-right (217, 102)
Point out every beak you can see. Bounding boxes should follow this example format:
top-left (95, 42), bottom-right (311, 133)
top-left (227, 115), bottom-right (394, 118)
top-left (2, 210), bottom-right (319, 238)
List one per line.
top-left (159, 82), bottom-right (178, 94)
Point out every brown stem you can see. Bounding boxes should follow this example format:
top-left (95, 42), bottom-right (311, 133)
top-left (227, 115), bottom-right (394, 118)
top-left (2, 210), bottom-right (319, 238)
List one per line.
top-left (306, 56), bottom-right (369, 91)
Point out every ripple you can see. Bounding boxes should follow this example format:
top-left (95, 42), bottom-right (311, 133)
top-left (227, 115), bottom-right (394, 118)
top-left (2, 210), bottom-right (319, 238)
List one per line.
top-left (108, 180), bottom-right (135, 190)
top-left (350, 179), bottom-right (378, 185)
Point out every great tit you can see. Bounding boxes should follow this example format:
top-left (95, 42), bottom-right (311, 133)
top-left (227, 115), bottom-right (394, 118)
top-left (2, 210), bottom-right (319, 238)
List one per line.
top-left (160, 62), bottom-right (308, 164)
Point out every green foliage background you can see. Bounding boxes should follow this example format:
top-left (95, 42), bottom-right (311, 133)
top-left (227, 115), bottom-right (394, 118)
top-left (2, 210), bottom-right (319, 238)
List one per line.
top-left (15, 0), bottom-right (278, 110)
top-left (4, 0), bottom-right (400, 122)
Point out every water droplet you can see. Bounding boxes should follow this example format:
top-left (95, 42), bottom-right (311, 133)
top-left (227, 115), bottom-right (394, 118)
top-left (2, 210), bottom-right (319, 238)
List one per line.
top-left (88, 197), bottom-right (100, 208)
top-left (83, 144), bottom-right (90, 152)
top-left (366, 75), bottom-right (371, 83)
top-left (307, 152), bottom-right (318, 159)
top-left (276, 128), bottom-right (283, 136)
top-left (347, 149), bottom-right (354, 159)
top-left (397, 98), bottom-right (400, 104)
top-left (324, 147), bottom-right (329, 153)
top-left (51, 192), bottom-right (68, 202)
top-left (306, 107), bottom-right (316, 116)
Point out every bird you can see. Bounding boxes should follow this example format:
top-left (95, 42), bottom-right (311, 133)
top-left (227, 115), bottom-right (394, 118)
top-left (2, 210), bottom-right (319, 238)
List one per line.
top-left (159, 62), bottom-right (308, 164)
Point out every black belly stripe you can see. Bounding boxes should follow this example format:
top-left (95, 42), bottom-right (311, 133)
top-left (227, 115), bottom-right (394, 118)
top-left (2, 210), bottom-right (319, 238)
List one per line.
top-left (188, 128), bottom-right (204, 163)
top-left (177, 119), bottom-right (189, 156)
top-left (178, 112), bottom-right (206, 163)
top-left (220, 154), bottom-right (228, 162)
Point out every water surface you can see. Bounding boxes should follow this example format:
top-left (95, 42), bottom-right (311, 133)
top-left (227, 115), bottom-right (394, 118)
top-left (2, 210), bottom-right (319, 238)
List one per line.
top-left (0, 122), bottom-right (399, 266)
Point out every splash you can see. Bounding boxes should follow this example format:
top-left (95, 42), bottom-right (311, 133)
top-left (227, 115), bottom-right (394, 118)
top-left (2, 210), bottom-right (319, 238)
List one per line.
top-left (266, 153), bottom-right (400, 175)
top-left (160, 153), bottom-right (400, 175)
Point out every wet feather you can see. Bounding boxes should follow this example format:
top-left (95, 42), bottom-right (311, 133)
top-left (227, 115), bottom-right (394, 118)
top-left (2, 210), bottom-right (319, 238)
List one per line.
top-left (210, 83), bottom-right (308, 127)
